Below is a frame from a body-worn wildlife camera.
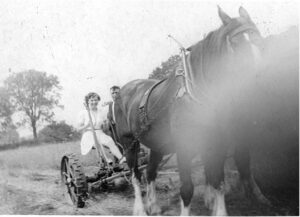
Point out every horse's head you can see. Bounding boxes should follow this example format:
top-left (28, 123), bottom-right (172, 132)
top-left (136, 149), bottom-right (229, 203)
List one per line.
top-left (218, 6), bottom-right (263, 66)
top-left (188, 6), bottom-right (264, 92)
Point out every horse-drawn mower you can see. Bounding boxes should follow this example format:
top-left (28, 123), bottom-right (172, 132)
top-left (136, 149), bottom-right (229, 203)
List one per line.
top-left (60, 103), bottom-right (150, 208)
top-left (60, 149), bottom-right (148, 208)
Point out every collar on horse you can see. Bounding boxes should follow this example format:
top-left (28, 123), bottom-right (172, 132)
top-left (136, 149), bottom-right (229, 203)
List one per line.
top-left (177, 48), bottom-right (202, 103)
top-left (168, 35), bottom-right (202, 103)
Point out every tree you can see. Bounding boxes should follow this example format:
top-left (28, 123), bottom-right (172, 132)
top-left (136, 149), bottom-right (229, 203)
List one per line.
top-left (0, 87), bottom-right (19, 145)
top-left (149, 55), bottom-right (181, 80)
top-left (0, 126), bottom-right (19, 146)
top-left (0, 87), bottom-right (13, 133)
top-left (4, 70), bottom-right (62, 140)
top-left (38, 121), bottom-right (81, 143)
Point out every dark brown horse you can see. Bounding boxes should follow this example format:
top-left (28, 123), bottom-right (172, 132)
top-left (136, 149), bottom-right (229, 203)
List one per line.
top-left (114, 6), bottom-right (270, 215)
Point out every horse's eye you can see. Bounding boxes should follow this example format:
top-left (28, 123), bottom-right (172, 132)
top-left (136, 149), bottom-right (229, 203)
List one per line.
top-left (230, 33), bottom-right (244, 44)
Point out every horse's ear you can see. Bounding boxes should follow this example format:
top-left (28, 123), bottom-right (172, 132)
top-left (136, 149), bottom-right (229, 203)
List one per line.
top-left (218, 5), bottom-right (231, 25)
top-left (239, 6), bottom-right (251, 21)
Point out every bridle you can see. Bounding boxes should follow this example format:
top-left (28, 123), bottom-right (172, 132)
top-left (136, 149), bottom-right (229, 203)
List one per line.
top-left (226, 24), bottom-right (261, 53)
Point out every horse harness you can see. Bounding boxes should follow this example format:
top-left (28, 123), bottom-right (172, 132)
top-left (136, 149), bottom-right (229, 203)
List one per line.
top-left (138, 78), bottom-right (167, 132)
top-left (135, 25), bottom-right (260, 144)
top-left (137, 48), bottom-right (198, 139)
top-left (121, 26), bottom-right (261, 167)
top-left (114, 47), bottom-right (200, 167)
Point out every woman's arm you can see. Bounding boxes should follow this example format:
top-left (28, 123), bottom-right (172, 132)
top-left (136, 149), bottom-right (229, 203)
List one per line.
top-left (78, 122), bottom-right (90, 132)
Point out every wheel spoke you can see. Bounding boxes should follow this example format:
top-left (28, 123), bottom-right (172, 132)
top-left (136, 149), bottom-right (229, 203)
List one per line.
top-left (60, 154), bottom-right (87, 208)
top-left (69, 186), bottom-right (78, 203)
top-left (66, 163), bottom-right (74, 177)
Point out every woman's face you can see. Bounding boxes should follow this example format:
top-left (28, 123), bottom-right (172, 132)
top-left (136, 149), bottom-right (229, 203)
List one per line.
top-left (88, 96), bottom-right (99, 110)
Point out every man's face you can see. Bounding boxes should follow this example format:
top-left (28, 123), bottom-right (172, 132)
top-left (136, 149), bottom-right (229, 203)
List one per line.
top-left (111, 88), bottom-right (120, 101)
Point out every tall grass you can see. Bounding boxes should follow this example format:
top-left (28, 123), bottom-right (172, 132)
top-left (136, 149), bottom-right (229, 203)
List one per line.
top-left (0, 141), bottom-right (81, 170)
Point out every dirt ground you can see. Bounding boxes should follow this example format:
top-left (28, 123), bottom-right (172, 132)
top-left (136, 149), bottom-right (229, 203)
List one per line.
top-left (0, 158), bottom-right (298, 216)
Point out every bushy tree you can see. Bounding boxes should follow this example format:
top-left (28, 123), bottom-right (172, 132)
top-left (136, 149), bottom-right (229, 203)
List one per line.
top-left (4, 70), bottom-right (63, 140)
top-left (149, 55), bottom-right (181, 80)
top-left (38, 121), bottom-right (81, 143)
top-left (0, 126), bottom-right (19, 146)
top-left (0, 87), bottom-right (13, 133)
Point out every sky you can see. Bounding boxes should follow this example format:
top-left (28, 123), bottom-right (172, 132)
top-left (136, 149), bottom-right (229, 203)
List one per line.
top-left (0, 0), bottom-right (298, 137)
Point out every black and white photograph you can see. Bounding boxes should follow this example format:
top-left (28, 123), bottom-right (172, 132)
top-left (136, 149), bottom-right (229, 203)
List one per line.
top-left (0, 0), bottom-right (298, 215)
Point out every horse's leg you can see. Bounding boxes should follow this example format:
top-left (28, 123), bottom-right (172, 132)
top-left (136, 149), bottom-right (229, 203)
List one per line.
top-left (203, 145), bottom-right (228, 216)
top-left (125, 139), bottom-right (147, 216)
top-left (177, 151), bottom-right (194, 216)
top-left (234, 145), bottom-right (271, 205)
top-left (145, 150), bottom-right (163, 215)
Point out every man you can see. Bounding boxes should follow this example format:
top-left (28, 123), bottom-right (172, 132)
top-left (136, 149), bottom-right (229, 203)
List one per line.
top-left (107, 85), bottom-right (120, 126)
top-left (106, 85), bottom-right (148, 167)
top-left (104, 86), bottom-right (124, 156)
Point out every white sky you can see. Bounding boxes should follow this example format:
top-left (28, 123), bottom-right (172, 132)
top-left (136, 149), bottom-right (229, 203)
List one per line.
top-left (0, 0), bottom-right (298, 137)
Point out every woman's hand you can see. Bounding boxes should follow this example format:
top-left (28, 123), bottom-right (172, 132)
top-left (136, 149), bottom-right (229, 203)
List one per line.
top-left (78, 122), bottom-right (91, 132)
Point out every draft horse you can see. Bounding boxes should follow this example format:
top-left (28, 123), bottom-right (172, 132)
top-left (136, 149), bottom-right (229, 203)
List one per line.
top-left (114, 6), bottom-right (270, 215)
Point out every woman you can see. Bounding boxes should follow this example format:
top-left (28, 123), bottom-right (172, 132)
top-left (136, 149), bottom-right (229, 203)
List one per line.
top-left (77, 92), bottom-right (125, 164)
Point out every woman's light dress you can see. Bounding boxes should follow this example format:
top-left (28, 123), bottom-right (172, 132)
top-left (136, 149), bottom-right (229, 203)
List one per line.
top-left (78, 107), bottom-right (122, 158)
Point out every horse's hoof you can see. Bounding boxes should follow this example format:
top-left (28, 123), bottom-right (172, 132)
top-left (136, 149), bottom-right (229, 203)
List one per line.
top-left (134, 205), bottom-right (147, 216)
top-left (204, 198), bottom-right (214, 210)
top-left (204, 186), bottom-right (214, 210)
top-left (180, 208), bottom-right (191, 216)
top-left (147, 203), bottom-right (162, 215)
top-left (212, 209), bottom-right (228, 216)
top-left (133, 210), bottom-right (147, 216)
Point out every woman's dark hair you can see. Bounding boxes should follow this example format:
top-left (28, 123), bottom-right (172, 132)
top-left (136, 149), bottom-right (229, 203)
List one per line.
top-left (84, 92), bottom-right (101, 105)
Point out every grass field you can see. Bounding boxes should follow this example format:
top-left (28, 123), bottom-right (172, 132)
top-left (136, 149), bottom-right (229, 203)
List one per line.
top-left (0, 141), bottom-right (179, 215)
top-left (0, 141), bottom-right (81, 170)
top-left (0, 141), bottom-right (120, 215)
top-left (0, 140), bottom-right (298, 215)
